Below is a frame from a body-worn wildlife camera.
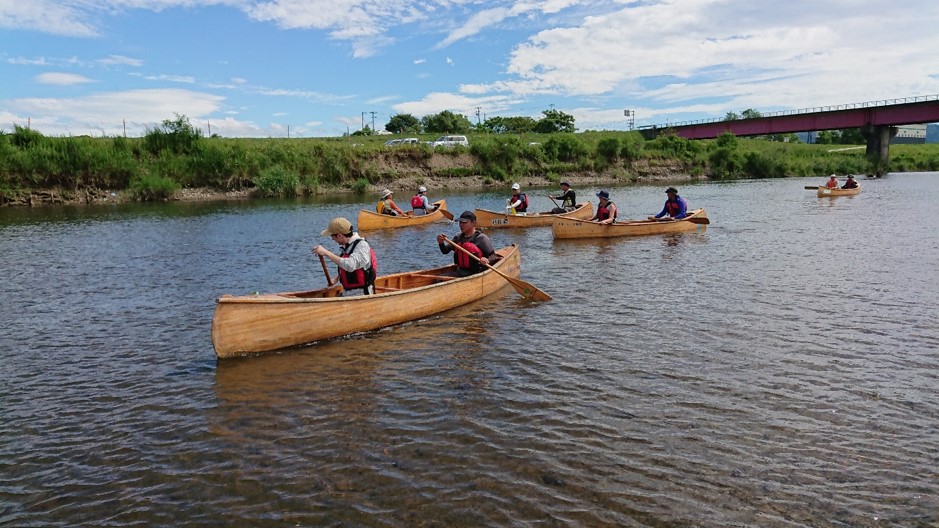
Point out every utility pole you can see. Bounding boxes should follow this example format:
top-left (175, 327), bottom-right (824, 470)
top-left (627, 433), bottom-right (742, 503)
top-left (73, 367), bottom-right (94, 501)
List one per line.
top-left (475, 106), bottom-right (482, 125)
top-left (361, 112), bottom-right (366, 131)
top-left (207, 120), bottom-right (211, 136)
top-left (369, 111), bottom-right (377, 132)
top-left (123, 119), bottom-right (127, 137)
top-left (624, 109), bottom-right (635, 131)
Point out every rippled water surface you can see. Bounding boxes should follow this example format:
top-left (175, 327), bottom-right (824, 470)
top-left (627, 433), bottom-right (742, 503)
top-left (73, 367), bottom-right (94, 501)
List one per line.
top-left (2, 174), bottom-right (938, 527)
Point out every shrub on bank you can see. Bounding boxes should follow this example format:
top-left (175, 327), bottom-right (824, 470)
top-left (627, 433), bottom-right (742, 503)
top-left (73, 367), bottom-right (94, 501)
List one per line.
top-left (129, 173), bottom-right (179, 201)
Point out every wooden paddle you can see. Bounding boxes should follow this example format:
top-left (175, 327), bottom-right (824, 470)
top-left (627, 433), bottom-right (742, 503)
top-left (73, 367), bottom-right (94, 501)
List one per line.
top-left (438, 207), bottom-right (454, 220)
top-left (547, 195), bottom-right (561, 208)
top-left (318, 254), bottom-right (337, 286)
top-left (442, 237), bottom-right (552, 302)
top-left (686, 216), bottom-right (710, 224)
top-left (805, 185), bottom-right (821, 190)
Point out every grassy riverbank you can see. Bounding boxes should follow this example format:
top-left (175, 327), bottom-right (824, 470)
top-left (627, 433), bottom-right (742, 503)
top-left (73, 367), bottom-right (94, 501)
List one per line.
top-left (2, 121), bottom-right (938, 206)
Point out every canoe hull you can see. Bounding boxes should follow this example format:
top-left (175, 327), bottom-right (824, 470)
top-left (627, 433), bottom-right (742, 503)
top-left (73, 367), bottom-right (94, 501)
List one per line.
top-left (357, 199), bottom-right (448, 231)
top-left (552, 209), bottom-right (708, 239)
top-left (816, 186), bottom-right (860, 197)
top-left (211, 245), bottom-right (520, 358)
top-left (475, 202), bottom-right (593, 228)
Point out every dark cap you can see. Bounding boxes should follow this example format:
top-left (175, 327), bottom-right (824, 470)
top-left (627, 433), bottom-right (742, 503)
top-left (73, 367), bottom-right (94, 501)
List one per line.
top-left (560, 181), bottom-right (570, 187)
top-left (665, 187), bottom-right (678, 194)
top-left (596, 190), bottom-right (610, 200)
top-left (459, 210), bottom-right (476, 222)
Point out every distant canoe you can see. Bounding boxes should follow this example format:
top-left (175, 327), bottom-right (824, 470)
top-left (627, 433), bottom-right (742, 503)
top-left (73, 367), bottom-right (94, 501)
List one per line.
top-left (357, 200), bottom-right (449, 231)
top-left (211, 244), bottom-right (520, 358)
top-left (552, 208), bottom-right (709, 239)
top-left (816, 186), bottom-right (860, 197)
top-left (474, 202), bottom-right (593, 228)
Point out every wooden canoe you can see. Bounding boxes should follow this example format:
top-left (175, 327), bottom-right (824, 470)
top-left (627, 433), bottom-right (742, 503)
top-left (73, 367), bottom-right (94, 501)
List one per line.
top-left (474, 202), bottom-right (593, 228)
top-left (357, 199), bottom-right (449, 231)
top-left (816, 186), bottom-right (860, 197)
top-left (552, 208), bottom-right (709, 239)
top-left (211, 245), bottom-right (521, 358)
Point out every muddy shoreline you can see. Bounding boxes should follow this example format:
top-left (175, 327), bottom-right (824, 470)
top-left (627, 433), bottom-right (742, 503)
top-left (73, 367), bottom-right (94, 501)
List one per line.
top-left (4, 160), bottom-right (700, 207)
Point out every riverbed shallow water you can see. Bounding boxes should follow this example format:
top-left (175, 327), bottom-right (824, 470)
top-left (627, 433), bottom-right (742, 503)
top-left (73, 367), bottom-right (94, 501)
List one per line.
top-left (2, 173), bottom-right (937, 526)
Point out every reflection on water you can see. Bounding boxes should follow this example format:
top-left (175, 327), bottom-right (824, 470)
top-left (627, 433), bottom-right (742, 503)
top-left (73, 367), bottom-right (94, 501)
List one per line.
top-left (2, 174), bottom-right (938, 526)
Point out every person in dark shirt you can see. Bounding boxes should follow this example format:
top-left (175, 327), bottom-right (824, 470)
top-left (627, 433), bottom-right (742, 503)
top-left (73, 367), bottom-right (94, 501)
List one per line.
top-left (549, 182), bottom-right (577, 214)
top-left (437, 211), bottom-right (500, 277)
top-left (841, 176), bottom-right (859, 189)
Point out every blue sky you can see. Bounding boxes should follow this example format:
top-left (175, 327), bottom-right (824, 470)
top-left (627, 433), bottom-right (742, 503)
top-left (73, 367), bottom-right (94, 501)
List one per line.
top-left (2, 0), bottom-right (938, 138)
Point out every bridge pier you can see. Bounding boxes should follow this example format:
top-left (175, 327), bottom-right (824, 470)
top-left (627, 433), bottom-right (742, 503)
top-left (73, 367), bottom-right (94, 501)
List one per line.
top-left (860, 125), bottom-right (897, 176)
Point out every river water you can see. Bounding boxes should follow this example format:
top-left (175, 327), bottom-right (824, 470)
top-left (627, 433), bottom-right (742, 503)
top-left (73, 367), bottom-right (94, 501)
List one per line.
top-left (2, 173), bottom-right (937, 527)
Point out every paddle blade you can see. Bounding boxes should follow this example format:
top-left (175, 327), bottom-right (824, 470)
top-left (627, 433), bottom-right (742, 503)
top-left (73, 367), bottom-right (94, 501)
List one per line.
top-left (439, 208), bottom-right (454, 220)
top-left (687, 216), bottom-right (710, 225)
top-left (805, 185), bottom-right (820, 190)
top-left (507, 276), bottom-right (553, 301)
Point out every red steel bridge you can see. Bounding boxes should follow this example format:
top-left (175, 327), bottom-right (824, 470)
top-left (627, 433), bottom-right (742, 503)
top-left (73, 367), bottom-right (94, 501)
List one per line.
top-left (638, 94), bottom-right (939, 171)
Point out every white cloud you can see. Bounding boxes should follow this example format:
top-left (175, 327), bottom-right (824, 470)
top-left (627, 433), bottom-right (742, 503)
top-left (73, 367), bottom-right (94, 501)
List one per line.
top-left (392, 91), bottom-right (515, 119)
top-left (36, 72), bottom-right (95, 85)
top-left (143, 74), bottom-right (196, 83)
top-left (97, 55), bottom-right (143, 67)
top-left (0, 0), bottom-right (98, 37)
top-left (3, 88), bottom-right (225, 136)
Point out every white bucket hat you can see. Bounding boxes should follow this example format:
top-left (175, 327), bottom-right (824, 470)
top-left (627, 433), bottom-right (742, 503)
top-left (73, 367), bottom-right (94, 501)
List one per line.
top-left (511, 183), bottom-right (520, 190)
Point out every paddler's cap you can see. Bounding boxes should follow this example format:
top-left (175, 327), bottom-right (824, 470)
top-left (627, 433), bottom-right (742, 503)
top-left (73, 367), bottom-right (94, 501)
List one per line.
top-left (459, 210), bottom-right (476, 222)
top-left (381, 189), bottom-right (393, 198)
top-left (560, 181), bottom-right (570, 187)
top-left (418, 185), bottom-right (427, 193)
top-left (596, 190), bottom-right (610, 200)
top-left (321, 217), bottom-right (353, 236)
top-left (511, 183), bottom-right (520, 190)
top-left (665, 187), bottom-right (678, 194)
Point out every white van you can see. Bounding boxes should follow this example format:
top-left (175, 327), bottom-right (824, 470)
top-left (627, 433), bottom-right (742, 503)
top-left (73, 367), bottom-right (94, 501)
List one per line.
top-left (432, 135), bottom-right (469, 148)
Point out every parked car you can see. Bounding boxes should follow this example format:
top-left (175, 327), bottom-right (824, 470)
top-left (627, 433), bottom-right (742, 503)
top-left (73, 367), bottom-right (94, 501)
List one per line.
top-left (384, 137), bottom-right (420, 147)
top-left (432, 135), bottom-right (469, 148)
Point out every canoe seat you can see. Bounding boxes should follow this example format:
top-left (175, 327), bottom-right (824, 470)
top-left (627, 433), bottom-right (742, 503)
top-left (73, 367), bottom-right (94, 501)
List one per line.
top-left (374, 286), bottom-right (402, 292)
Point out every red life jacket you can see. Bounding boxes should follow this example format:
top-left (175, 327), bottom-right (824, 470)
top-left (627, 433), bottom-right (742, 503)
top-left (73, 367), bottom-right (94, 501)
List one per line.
top-left (597, 201), bottom-right (616, 221)
top-left (511, 192), bottom-right (529, 212)
top-left (338, 238), bottom-right (377, 293)
top-left (411, 194), bottom-right (424, 208)
top-left (456, 241), bottom-right (484, 271)
top-left (666, 199), bottom-right (682, 217)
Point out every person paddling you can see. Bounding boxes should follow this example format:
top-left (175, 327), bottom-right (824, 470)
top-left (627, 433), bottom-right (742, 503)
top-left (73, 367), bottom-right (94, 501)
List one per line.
top-left (649, 187), bottom-right (688, 221)
top-left (437, 211), bottom-right (500, 277)
top-left (549, 182), bottom-right (576, 214)
top-left (410, 185), bottom-right (439, 216)
top-left (377, 189), bottom-right (406, 216)
top-left (591, 190), bottom-right (617, 224)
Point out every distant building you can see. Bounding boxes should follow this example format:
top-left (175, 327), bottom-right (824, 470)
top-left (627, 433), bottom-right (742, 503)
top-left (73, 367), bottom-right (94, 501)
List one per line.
top-left (891, 124), bottom-right (926, 145)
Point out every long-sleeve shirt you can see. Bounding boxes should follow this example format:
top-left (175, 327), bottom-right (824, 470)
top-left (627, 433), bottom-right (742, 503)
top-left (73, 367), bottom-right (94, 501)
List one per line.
top-left (337, 234), bottom-right (372, 272)
top-left (654, 196), bottom-right (688, 219)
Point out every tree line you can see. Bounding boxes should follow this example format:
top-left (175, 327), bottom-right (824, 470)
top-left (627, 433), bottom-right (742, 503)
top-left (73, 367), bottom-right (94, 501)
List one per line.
top-left (354, 109), bottom-right (576, 136)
